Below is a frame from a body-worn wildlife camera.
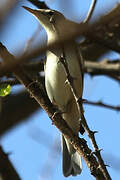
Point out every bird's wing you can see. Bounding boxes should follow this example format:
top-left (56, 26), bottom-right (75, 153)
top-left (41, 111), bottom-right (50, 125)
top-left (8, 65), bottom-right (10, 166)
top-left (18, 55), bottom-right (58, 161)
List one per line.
top-left (75, 44), bottom-right (84, 95)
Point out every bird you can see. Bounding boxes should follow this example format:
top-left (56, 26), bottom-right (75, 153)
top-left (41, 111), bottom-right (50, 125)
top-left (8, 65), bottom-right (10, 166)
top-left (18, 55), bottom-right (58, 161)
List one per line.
top-left (23, 6), bottom-right (84, 177)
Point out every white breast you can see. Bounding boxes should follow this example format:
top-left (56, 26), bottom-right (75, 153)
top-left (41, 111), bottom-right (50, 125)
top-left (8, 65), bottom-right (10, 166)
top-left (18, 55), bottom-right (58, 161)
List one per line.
top-left (45, 45), bottom-right (83, 112)
top-left (45, 50), bottom-right (72, 110)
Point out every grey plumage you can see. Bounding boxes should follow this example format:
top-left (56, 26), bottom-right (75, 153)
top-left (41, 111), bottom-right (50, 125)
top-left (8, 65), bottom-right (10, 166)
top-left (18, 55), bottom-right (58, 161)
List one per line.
top-left (23, 6), bottom-right (84, 177)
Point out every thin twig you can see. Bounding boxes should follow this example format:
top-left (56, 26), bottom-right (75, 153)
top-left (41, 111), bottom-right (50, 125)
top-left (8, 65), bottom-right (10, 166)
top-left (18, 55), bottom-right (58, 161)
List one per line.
top-left (81, 114), bottom-right (111, 180)
top-left (0, 79), bottom-right (20, 86)
top-left (60, 47), bottom-right (82, 118)
top-left (84, 0), bottom-right (97, 23)
top-left (60, 48), bottom-right (111, 180)
top-left (84, 100), bottom-right (120, 111)
top-left (107, 74), bottom-right (120, 83)
top-left (27, 0), bottom-right (49, 9)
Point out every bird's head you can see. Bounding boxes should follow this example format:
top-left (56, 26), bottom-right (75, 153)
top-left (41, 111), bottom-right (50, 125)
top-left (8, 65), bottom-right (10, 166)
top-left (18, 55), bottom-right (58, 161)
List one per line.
top-left (23, 6), bottom-right (65, 34)
top-left (23, 6), bottom-right (78, 43)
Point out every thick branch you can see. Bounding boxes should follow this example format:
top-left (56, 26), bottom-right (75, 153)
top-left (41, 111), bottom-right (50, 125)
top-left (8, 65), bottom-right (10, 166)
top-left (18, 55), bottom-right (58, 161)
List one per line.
top-left (83, 4), bottom-right (120, 53)
top-left (23, 59), bottom-right (120, 76)
top-left (85, 60), bottom-right (120, 76)
top-left (0, 146), bottom-right (21, 180)
top-left (23, 59), bottom-right (120, 80)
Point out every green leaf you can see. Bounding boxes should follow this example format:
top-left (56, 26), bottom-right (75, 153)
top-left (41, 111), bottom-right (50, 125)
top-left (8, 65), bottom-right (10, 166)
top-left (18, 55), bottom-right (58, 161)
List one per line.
top-left (0, 84), bottom-right (11, 97)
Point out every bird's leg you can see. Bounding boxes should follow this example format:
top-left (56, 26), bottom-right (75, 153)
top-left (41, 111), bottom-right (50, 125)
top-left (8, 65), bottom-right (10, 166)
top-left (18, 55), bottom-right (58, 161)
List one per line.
top-left (51, 97), bottom-right (67, 121)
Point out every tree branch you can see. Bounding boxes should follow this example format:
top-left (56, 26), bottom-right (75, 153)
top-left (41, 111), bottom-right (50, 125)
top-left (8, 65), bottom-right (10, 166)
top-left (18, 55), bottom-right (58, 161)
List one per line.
top-left (59, 46), bottom-right (111, 180)
top-left (84, 0), bottom-right (97, 23)
top-left (0, 146), bottom-right (21, 180)
top-left (85, 60), bottom-right (120, 76)
top-left (84, 100), bottom-right (120, 111)
top-left (0, 79), bottom-right (20, 86)
top-left (85, 60), bottom-right (120, 82)
top-left (0, 40), bottom-right (107, 180)
top-left (27, 0), bottom-right (49, 9)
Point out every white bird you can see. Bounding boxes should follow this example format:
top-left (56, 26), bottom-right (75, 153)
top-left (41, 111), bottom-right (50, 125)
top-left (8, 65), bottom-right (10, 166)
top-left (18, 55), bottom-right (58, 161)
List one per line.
top-left (23, 6), bottom-right (84, 177)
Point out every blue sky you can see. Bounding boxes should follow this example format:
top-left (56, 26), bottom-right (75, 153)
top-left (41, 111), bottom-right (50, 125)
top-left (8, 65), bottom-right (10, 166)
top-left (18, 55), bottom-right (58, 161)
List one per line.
top-left (1, 0), bottom-right (120, 180)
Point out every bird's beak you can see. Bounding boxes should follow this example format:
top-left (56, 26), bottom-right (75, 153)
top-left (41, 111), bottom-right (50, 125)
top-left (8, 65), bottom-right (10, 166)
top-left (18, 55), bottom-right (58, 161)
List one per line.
top-left (22, 6), bottom-right (51, 33)
top-left (22, 6), bottom-right (37, 15)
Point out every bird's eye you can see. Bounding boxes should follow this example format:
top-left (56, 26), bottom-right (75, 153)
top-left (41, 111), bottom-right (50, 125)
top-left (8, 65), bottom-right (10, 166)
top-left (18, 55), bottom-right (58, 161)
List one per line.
top-left (48, 11), bottom-right (54, 16)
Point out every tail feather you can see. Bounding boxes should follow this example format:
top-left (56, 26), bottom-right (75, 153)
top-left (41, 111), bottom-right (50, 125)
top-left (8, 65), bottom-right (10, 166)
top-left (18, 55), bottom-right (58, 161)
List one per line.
top-left (62, 135), bottom-right (82, 177)
top-left (71, 151), bottom-right (82, 176)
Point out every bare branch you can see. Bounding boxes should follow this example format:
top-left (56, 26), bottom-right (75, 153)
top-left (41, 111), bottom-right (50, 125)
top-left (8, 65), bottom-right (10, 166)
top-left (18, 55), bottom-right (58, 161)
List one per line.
top-left (59, 47), bottom-right (111, 180)
top-left (23, 61), bottom-right (44, 72)
top-left (0, 146), bottom-right (21, 180)
top-left (85, 60), bottom-right (120, 83)
top-left (84, 0), bottom-right (97, 23)
top-left (27, 0), bottom-right (49, 9)
top-left (85, 60), bottom-right (120, 76)
top-left (84, 100), bottom-right (120, 111)
top-left (0, 79), bottom-right (20, 86)
top-left (59, 47), bottom-right (82, 118)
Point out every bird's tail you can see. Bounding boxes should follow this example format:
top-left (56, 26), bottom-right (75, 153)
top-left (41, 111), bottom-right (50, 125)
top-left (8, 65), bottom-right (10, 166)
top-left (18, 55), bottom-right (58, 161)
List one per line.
top-left (61, 135), bottom-right (82, 177)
